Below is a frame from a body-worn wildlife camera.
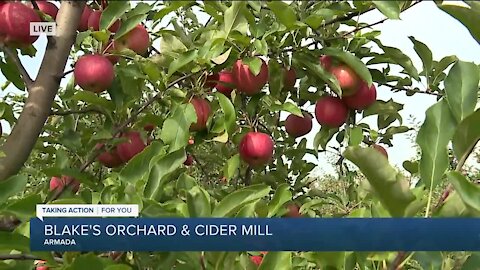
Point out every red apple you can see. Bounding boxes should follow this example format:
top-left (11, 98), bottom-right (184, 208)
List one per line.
top-left (320, 55), bottom-right (333, 71)
top-left (78, 6), bottom-right (93, 31)
top-left (283, 67), bottom-right (296, 90)
top-left (372, 144), bottom-right (388, 158)
top-left (232, 58), bottom-right (269, 95)
top-left (49, 176), bottom-right (80, 193)
top-left (74, 54), bottom-right (114, 93)
top-left (285, 112), bottom-right (312, 138)
top-left (184, 154), bottom-right (194, 166)
top-left (116, 131), bottom-right (147, 162)
top-left (315, 96), bottom-right (349, 128)
top-left (28, 1), bottom-right (58, 19)
top-left (88, 10), bottom-right (121, 32)
top-left (205, 73), bottom-right (219, 89)
top-left (0, 2), bottom-right (41, 46)
top-left (190, 97), bottom-right (211, 131)
top-left (113, 24), bottom-right (150, 55)
top-left (342, 81), bottom-right (377, 110)
top-left (330, 64), bottom-right (360, 96)
top-left (250, 255), bottom-right (263, 266)
top-left (239, 132), bottom-right (274, 167)
top-left (35, 261), bottom-right (48, 270)
top-left (286, 204), bottom-right (302, 217)
top-left (96, 143), bottom-right (124, 168)
top-left (215, 70), bottom-right (235, 96)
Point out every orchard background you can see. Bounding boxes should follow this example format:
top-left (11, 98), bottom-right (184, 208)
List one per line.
top-left (0, 0), bottom-right (480, 269)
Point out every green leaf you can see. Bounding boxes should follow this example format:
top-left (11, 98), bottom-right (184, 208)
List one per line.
top-left (119, 142), bottom-right (166, 184)
top-left (71, 253), bottom-right (104, 270)
top-left (223, 154), bottom-right (240, 180)
top-left (160, 103), bottom-right (197, 152)
top-left (444, 61), bottom-right (479, 123)
top-left (243, 57), bottom-right (262, 76)
top-left (408, 36), bottom-right (433, 78)
top-left (3, 194), bottom-right (41, 221)
top-left (322, 48), bottom-right (373, 86)
top-left (212, 47), bottom-right (232, 65)
top-left (268, 59), bottom-right (283, 97)
top-left (223, 1), bottom-right (246, 37)
top-left (216, 93), bottom-right (236, 135)
top-left (452, 109), bottom-right (480, 165)
top-left (143, 149), bottom-right (186, 199)
top-left (343, 146), bottom-right (416, 217)
top-left (0, 175), bottom-right (28, 205)
top-left (100, 1), bottom-right (130, 31)
top-left (176, 173), bottom-right (197, 193)
top-left (0, 57), bottom-right (25, 90)
top-left (271, 101), bottom-right (302, 117)
top-left (403, 160), bottom-right (419, 174)
top-left (447, 171), bottom-right (480, 212)
top-left (416, 99), bottom-right (457, 190)
top-left (363, 99), bottom-right (403, 117)
top-left (167, 50), bottom-right (198, 77)
top-left (187, 186), bottom-right (211, 217)
top-left (212, 184), bottom-right (271, 217)
top-left (267, 184), bottom-right (292, 217)
top-left (381, 46), bottom-right (420, 80)
top-left (348, 126), bottom-right (363, 146)
top-left (314, 127), bottom-right (338, 151)
top-left (267, 1), bottom-right (298, 29)
top-left (71, 91), bottom-right (115, 111)
top-left (372, 1), bottom-right (401, 19)
top-left (258, 252), bottom-right (292, 270)
top-left (105, 265), bottom-right (132, 270)
top-left (0, 231), bottom-right (29, 252)
top-left (294, 54), bottom-right (342, 96)
top-left (114, 14), bottom-right (148, 40)
top-left (462, 253), bottom-right (480, 270)
top-left (154, 1), bottom-right (193, 21)
top-left (438, 4), bottom-right (480, 44)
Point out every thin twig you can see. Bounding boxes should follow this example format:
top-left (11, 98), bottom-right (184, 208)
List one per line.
top-left (0, 44), bottom-right (33, 89)
top-left (0, 253), bottom-right (63, 263)
top-left (61, 69), bottom-right (74, 78)
top-left (326, 18), bottom-right (388, 41)
top-left (50, 108), bottom-right (104, 116)
top-left (30, 0), bottom-right (39, 10)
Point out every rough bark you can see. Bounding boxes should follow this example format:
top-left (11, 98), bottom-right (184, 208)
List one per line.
top-left (0, 1), bottom-right (85, 181)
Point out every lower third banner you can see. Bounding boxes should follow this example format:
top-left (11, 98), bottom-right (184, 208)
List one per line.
top-left (30, 218), bottom-right (480, 251)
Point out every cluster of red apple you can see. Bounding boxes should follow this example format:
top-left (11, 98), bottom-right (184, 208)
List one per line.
top-left (74, 6), bottom-right (150, 93)
top-left (0, 1), bottom-right (43, 46)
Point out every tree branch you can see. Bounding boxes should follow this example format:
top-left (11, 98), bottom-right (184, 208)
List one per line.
top-left (0, 1), bottom-right (86, 182)
top-left (0, 253), bottom-right (63, 263)
top-left (0, 45), bottom-right (33, 89)
top-left (381, 83), bottom-right (442, 97)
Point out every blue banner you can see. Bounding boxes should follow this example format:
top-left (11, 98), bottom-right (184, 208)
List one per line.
top-left (30, 218), bottom-right (480, 251)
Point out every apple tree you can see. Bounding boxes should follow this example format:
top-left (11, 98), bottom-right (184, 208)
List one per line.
top-left (0, 0), bottom-right (480, 269)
